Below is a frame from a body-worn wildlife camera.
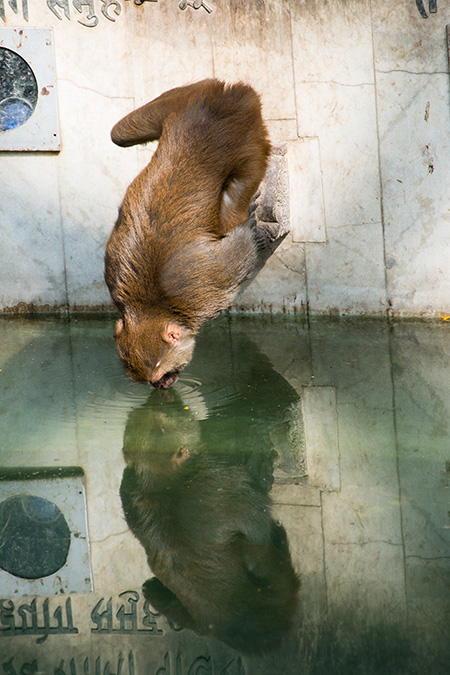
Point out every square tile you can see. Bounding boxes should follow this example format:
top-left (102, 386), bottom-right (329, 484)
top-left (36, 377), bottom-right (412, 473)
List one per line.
top-left (0, 468), bottom-right (92, 597)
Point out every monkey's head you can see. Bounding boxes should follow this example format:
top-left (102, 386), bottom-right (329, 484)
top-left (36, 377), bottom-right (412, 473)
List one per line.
top-left (114, 315), bottom-right (195, 388)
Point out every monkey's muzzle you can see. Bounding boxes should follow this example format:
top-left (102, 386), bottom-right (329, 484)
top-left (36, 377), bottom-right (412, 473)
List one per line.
top-left (151, 370), bottom-right (179, 389)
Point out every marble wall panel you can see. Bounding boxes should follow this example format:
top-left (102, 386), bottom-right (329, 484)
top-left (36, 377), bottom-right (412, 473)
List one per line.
top-left (288, 137), bottom-right (326, 243)
top-left (295, 82), bottom-right (382, 229)
top-left (375, 71), bottom-right (450, 315)
top-left (0, 153), bottom-right (66, 309)
top-left (233, 237), bottom-right (307, 313)
top-left (372, 1), bottom-right (450, 73)
top-left (290, 0), bottom-right (375, 86)
top-left (305, 221), bottom-right (387, 315)
top-left (371, 3), bottom-right (450, 316)
top-left (56, 22), bottom-right (133, 100)
top-left (266, 119), bottom-right (299, 146)
top-left (123, 0), bottom-right (214, 107)
top-left (57, 81), bottom-right (142, 308)
top-left (210, 0), bottom-right (295, 121)
top-left (290, 1), bottom-right (388, 316)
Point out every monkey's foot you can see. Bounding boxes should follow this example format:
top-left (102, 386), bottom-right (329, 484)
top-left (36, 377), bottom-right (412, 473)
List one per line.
top-left (252, 221), bottom-right (284, 251)
top-left (247, 190), bottom-right (260, 229)
top-left (248, 189), bottom-right (261, 216)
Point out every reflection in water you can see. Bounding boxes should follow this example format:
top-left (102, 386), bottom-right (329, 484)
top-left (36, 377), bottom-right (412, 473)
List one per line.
top-left (120, 333), bottom-right (301, 654)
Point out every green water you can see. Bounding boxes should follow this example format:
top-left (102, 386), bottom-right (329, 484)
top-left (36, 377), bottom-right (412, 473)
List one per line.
top-left (0, 314), bottom-right (449, 674)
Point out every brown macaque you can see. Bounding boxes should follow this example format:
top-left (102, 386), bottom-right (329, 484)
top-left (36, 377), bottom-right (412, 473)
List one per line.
top-left (104, 79), bottom-right (274, 388)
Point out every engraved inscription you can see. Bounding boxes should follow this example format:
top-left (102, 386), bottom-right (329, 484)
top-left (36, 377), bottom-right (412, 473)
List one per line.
top-left (0, 592), bottom-right (246, 673)
top-left (0, 597), bottom-right (78, 644)
top-left (1, 653), bottom-right (245, 675)
top-left (72, 0), bottom-right (99, 27)
top-left (179, 0), bottom-right (212, 13)
top-left (416, 0), bottom-right (437, 18)
top-left (1, 0), bottom-right (214, 24)
top-left (47, 0), bottom-right (70, 20)
top-left (54, 651), bottom-right (135, 675)
top-left (2, 653), bottom-right (136, 675)
top-left (0, 0), bottom-right (28, 21)
top-left (90, 590), bottom-right (163, 635)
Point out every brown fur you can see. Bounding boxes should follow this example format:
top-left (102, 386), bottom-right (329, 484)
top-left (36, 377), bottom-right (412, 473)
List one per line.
top-left (104, 79), bottom-right (271, 387)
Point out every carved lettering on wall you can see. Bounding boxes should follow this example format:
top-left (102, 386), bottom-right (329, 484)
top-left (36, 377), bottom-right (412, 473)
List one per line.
top-left (178, 0), bottom-right (211, 13)
top-left (0, 597), bottom-right (78, 644)
top-left (1, 653), bottom-right (246, 675)
top-left (0, 591), bottom-right (247, 673)
top-left (0, 0), bottom-right (214, 24)
top-left (90, 590), bottom-right (164, 635)
top-left (2, 652), bottom-right (136, 675)
top-left (0, 0), bottom-right (28, 21)
top-left (0, 590), bottom-right (169, 642)
top-left (415, 0), bottom-right (437, 18)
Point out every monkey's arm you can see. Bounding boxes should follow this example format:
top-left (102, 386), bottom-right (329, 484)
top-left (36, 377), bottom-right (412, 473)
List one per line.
top-left (219, 155), bottom-right (269, 236)
top-left (160, 225), bottom-right (258, 328)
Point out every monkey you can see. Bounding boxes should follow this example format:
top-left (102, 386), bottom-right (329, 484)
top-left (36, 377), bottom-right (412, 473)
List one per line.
top-left (104, 79), bottom-right (277, 388)
top-left (120, 392), bottom-right (301, 654)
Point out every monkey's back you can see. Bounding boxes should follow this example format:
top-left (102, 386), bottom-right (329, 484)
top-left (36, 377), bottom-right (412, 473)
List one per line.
top-left (106, 81), bottom-right (269, 312)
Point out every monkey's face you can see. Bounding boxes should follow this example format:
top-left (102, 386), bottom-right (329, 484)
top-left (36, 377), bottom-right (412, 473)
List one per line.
top-left (114, 317), bottom-right (195, 388)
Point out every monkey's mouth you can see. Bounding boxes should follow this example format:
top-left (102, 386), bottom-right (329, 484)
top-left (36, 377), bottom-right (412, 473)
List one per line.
top-left (151, 370), bottom-right (179, 389)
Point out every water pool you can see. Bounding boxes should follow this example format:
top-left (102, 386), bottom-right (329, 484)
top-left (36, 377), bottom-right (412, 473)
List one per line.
top-left (0, 314), bottom-right (449, 674)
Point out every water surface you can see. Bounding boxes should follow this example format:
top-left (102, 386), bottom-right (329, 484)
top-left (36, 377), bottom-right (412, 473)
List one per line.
top-left (0, 314), bottom-right (449, 674)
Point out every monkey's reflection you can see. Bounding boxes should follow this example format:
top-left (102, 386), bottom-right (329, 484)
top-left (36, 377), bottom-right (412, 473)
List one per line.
top-left (120, 336), bottom-right (300, 654)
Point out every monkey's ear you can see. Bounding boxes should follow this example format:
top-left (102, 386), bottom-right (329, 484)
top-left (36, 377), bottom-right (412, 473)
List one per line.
top-left (115, 318), bottom-right (124, 338)
top-left (163, 324), bottom-right (183, 344)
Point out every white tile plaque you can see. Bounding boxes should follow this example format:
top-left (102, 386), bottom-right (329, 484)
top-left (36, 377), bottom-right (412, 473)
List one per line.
top-left (0, 27), bottom-right (60, 151)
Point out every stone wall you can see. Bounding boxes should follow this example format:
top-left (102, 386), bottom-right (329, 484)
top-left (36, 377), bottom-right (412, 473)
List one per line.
top-left (1, 0), bottom-right (449, 316)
